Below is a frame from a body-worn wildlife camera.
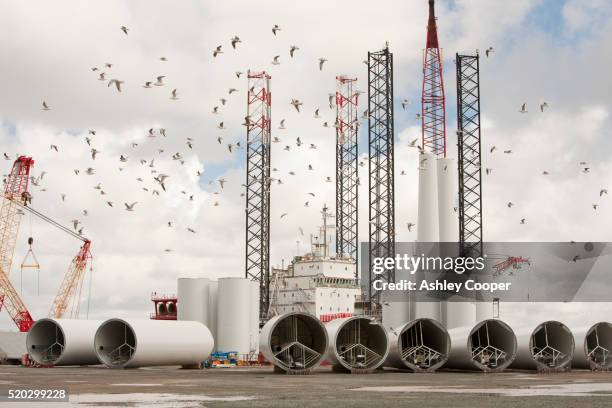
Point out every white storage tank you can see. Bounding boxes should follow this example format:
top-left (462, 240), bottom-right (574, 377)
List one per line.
top-left (177, 278), bottom-right (210, 326)
top-left (250, 280), bottom-right (260, 356)
top-left (208, 280), bottom-right (218, 350)
top-left (217, 277), bottom-right (253, 356)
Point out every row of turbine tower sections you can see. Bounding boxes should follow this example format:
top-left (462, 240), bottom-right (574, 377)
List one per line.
top-left (25, 308), bottom-right (612, 373)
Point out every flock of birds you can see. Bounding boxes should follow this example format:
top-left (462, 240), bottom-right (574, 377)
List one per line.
top-left (2, 22), bottom-right (608, 256)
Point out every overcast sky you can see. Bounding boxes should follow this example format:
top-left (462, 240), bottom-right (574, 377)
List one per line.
top-left (0, 0), bottom-right (611, 330)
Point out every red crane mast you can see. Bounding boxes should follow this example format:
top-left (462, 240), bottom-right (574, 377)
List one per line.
top-left (421, 0), bottom-right (447, 157)
top-left (0, 156), bottom-right (35, 331)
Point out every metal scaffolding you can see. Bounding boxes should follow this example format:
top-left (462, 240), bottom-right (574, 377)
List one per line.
top-left (245, 71), bottom-right (271, 320)
top-left (421, 0), bottom-right (446, 157)
top-left (367, 46), bottom-right (395, 311)
top-left (335, 75), bottom-right (359, 276)
top-left (456, 53), bottom-right (483, 258)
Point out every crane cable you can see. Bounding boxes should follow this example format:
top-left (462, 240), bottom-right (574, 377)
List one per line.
top-left (12, 200), bottom-right (88, 243)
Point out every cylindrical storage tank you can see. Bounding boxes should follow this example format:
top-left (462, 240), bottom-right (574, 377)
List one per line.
top-left (208, 280), bottom-right (218, 350)
top-left (417, 152), bottom-right (439, 242)
top-left (260, 312), bottom-right (327, 373)
top-left (437, 157), bottom-right (458, 242)
top-left (177, 277), bottom-right (209, 325)
top-left (26, 318), bottom-right (102, 366)
top-left (414, 301), bottom-right (442, 322)
top-left (512, 321), bottom-right (574, 371)
top-left (385, 318), bottom-right (450, 372)
top-left (250, 280), bottom-right (260, 356)
top-left (382, 301), bottom-right (411, 332)
top-left (444, 301), bottom-right (476, 330)
top-left (216, 277), bottom-right (251, 355)
top-left (446, 319), bottom-right (517, 372)
top-left (326, 316), bottom-right (389, 372)
top-left (572, 322), bottom-right (612, 370)
top-left (94, 319), bottom-right (213, 368)
top-left (475, 301), bottom-right (492, 322)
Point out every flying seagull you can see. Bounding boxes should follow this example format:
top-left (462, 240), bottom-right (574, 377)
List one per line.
top-left (124, 202), bottom-right (138, 211)
top-left (318, 58), bottom-right (327, 70)
top-left (290, 99), bottom-right (303, 112)
top-left (108, 79), bottom-right (124, 92)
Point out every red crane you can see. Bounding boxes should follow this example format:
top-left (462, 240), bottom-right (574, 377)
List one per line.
top-left (421, 0), bottom-right (447, 157)
top-left (10, 198), bottom-right (93, 319)
top-left (0, 156), bottom-right (35, 331)
top-left (0, 156), bottom-right (94, 332)
top-left (492, 256), bottom-right (530, 277)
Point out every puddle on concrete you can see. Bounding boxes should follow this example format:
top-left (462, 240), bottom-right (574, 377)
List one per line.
top-left (70, 393), bottom-right (255, 407)
top-left (351, 383), bottom-right (612, 397)
top-left (109, 383), bottom-right (164, 386)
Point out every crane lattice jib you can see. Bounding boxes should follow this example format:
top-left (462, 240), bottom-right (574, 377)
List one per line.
top-left (49, 240), bottom-right (92, 319)
top-left (421, 0), bottom-right (446, 157)
top-left (0, 156), bottom-right (35, 332)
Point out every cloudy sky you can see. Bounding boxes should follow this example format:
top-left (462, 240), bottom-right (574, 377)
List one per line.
top-left (0, 0), bottom-right (611, 330)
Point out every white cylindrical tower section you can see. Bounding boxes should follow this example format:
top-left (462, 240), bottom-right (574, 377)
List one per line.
top-left (446, 319), bottom-right (517, 372)
top-left (511, 321), bottom-right (574, 371)
top-left (94, 319), bottom-right (213, 368)
top-left (177, 277), bottom-right (209, 326)
top-left (445, 301), bottom-right (476, 330)
top-left (437, 157), bottom-right (458, 242)
top-left (250, 280), bottom-right (260, 356)
top-left (216, 277), bottom-right (253, 356)
top-left (208, 280), bottom-right (218, 350)
top-left (385, 318), bottom-right (450, 372)
top-left (26, 318), bottom-right (102, 366)
top-left (414, 302), bottom-right (442, 322)
top-left (260, 312), bottom-right (327, 373)
top-left (416, 153), bottom-right (441, 322)
top-left (572, 322), bottom-right (612, 370)
top-left (382, 301), bottom-right (411, 333)
top-left (325, 316), bottom-right (389, 372)
top-left (417, 153), bottom-right (439, 242)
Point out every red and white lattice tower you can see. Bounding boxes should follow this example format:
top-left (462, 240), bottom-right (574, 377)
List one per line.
top-left (421, 0), bottom-right (446, 157)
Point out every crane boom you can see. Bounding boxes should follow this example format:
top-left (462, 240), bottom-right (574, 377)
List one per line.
top-left (10, 202), bottom-right (92, 319)
top-left (49, 240), bottom-right (92, 318)
top-left (0, 156), bottom-right (35, 332)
